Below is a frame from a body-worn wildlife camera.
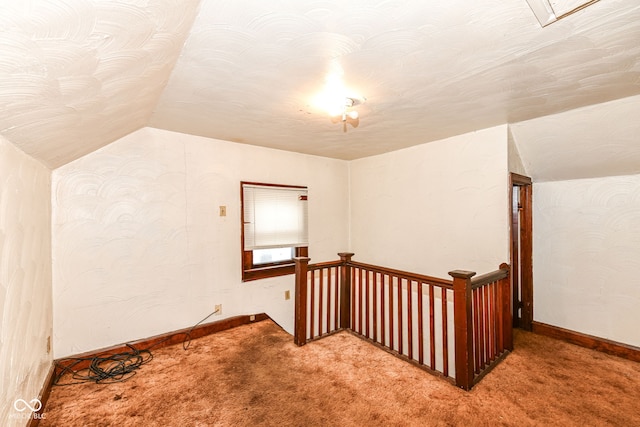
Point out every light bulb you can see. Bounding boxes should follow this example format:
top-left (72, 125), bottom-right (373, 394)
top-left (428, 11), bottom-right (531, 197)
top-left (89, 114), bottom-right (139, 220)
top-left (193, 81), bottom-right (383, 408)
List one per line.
top-left (328, 106), bottom-right (343, 117)
top-left (348, 110), bottom-right (359, 120)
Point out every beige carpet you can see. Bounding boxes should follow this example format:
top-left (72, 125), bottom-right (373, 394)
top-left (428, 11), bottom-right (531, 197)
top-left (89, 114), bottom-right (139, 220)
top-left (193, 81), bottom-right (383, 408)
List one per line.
top-left (41, 319), bottom-right (640, 426)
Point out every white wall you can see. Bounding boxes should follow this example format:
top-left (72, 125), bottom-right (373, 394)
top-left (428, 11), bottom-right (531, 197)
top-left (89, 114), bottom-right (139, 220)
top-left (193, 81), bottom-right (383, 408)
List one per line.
top-left (510, 95), bottom-right (640, 182)
top-left (508, 126), bottom-right (527, 176)
top-left (52, 127), bottom-right (349, 358)
top-left (534, 174), bottom-right (640, 347)
top-left (0, 137), bottom-right (52, 427)
top-left (349, 125), bottom-right (510, 279)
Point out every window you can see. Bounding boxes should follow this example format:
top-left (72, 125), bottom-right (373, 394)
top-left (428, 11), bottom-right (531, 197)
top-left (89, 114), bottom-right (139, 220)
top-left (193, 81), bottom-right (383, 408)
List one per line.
top-left (241, 182), bottom-right (308, 281)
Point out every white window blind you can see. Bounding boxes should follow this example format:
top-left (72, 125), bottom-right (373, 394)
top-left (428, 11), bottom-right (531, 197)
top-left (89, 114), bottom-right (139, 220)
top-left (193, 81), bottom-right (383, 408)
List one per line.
top-left (243, 183), bottom-right (308, 250)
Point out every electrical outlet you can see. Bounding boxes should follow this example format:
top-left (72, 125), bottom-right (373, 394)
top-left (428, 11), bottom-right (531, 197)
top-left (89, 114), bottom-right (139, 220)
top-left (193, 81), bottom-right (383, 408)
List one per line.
top-left (215, 304), bottom-right (222, 315)
top-left (285, 290), bottom-right (291, 300)
top-left (219, 206), bottom-right (226, 217)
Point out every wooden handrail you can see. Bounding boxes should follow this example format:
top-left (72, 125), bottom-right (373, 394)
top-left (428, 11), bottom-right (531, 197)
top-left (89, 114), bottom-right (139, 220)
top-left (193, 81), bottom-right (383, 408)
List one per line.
top-left (471, 265), bottom-right (509, 289)
top-left (307, 260), bottom-right (343, 271)
top-left (347, 260), bottom-right (453, 288)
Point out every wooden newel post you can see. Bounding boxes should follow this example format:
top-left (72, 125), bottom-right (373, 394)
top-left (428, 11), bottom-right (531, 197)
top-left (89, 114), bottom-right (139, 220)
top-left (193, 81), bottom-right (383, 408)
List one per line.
top-left (294, 256), bottom-right (311, 346)
top-left (449, 269), bottom-right (476, 391)
top-left (499, 263), bottom-right (513, 352)
top-left (338, 252), bottom-right (354, 329)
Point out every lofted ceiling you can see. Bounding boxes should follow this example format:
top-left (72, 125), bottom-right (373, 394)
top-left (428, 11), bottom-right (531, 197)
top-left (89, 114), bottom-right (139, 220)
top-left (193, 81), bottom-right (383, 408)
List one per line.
top-left (0, 1), bottom-right (639, 179)
top-left (511, 94), bottom-right (640, 182)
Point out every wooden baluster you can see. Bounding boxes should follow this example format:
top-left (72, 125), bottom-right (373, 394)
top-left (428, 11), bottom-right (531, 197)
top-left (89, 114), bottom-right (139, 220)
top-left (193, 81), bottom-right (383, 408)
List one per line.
top-left (496, 282), bottom-right (502, 355)
top-left (477, 287), bottom-right (483, 369)
top-left (324, 268), bottom-right (329, 334)
top-left (294, 256), bottom-right (311, 346)
top-left (323, 268), bottom-right (328, 333)
top-left (483, 285), bottom-right (490, 368)
top-left (373, 272), bottom-right (379, 343)
top-left (351, 267), bottom-right (356, 330)
top-left (352, 268), bottom-right (357, 333)
top-left (487, 282), bottom-right (496, 364)
top-left (407, 279), bottom-right (413, 360)
top-left (442, 288), bottom-right (449, 377)
top-left (318, 269), bottom-right (324, 336)
top-left (334, 267), bottom-right (339, 331)
top-left (364, 268), bottom-right (369, 337)
top-left (338, 268), bottom-right (341, 332)
top-left (358, 268), bottom-right (363, 334)
top-left (491, 281), bottom-right (498, 360)
top-left (475, 288), bottom-right (482, 373)
top-left (310, 270), bottom-right (316, 340)
top-left (429, 284), bottom-right (436, 370)
top-left (418, 282), bottom-right (424, 365)
top-left (389, 275), bottom-right (395, 351)
top-left (338, 252), bottom-right (354, 330)
top-left (326, 268), bottom-right (331, 333)
top-left (450, 269), bottom-right (476, 391)
top-left (381, 274), bottom-right (387, 347)
top-left (398, 277), bottom-right (403, 355)
top-left (323, 268), bottom-right (328, 334)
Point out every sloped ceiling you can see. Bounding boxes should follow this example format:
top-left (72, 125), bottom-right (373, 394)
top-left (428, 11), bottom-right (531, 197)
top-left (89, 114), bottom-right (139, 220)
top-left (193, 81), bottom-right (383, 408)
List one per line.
top-left (511, 94), bottom-right (640, 182)
top-left (0, 0), bottom-right (200, 168)
top-left (0, 0), bottom-right (639, 177)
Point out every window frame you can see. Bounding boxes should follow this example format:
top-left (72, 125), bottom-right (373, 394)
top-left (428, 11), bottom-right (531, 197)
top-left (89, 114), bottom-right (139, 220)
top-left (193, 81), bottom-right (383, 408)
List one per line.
top-left (240, 181), bottom-right (308, 282)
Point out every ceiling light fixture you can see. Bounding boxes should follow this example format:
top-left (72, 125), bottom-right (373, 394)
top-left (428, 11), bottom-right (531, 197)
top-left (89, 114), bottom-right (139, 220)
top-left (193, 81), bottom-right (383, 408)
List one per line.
top-left (333, 96), bottom-right (364, 133)
top-left (341, 97), bottom-right (360, 121)
top-left (312, 61), bottom-right (365, 132)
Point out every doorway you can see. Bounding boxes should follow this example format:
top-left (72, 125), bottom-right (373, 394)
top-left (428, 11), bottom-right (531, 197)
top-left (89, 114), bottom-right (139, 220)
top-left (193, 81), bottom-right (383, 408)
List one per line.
top-left (510, 173), bottom-right (533, 331)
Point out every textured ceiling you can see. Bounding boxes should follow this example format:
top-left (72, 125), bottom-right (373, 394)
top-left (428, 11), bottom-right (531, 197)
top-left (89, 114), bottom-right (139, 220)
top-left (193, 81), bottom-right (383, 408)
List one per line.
top-left (1, 1), bottom-right (639, 176)
top-left (0, 0), bottom-right (200, 168)
top-left (511, 94), bottom-right (640, 182)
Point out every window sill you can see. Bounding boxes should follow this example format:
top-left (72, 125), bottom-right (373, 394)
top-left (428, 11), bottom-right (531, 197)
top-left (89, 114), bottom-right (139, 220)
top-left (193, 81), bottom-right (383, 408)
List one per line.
top-left (242, 263), bottom-right (295, 282)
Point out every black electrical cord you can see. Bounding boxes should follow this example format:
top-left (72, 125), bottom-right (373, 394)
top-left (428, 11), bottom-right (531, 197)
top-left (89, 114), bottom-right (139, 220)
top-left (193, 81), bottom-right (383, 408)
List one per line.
top-left (181, 307), bottom-right (220, 350)
top-left (54, 307), bottom-right (220, 386)
top-left (54, 344), bottom-right (153, 386)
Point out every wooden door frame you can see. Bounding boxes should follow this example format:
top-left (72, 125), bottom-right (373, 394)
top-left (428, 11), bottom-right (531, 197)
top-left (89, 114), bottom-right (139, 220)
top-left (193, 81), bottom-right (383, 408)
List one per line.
top-left (510, 173), bottom-right (533, 331)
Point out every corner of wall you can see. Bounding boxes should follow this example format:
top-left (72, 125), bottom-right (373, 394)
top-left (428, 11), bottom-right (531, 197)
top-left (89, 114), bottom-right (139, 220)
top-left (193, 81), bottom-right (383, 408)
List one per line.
top-left (348, 125), bottom-right (511, 277)
top-left (507, 125), bottom-right (528, 176)
top-left (0, 136), bottom-right (53, 426)
top-left (346, 160), bottom-right (353, 252)
top-left (50, 129), bottom-right (351, 352)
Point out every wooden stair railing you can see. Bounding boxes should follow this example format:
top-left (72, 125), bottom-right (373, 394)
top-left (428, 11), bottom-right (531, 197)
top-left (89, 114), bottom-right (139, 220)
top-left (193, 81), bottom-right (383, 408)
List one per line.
top-left (294, 253), bottom-right (511, 390)
top-left (450, 263), bottom-right (511, 389)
